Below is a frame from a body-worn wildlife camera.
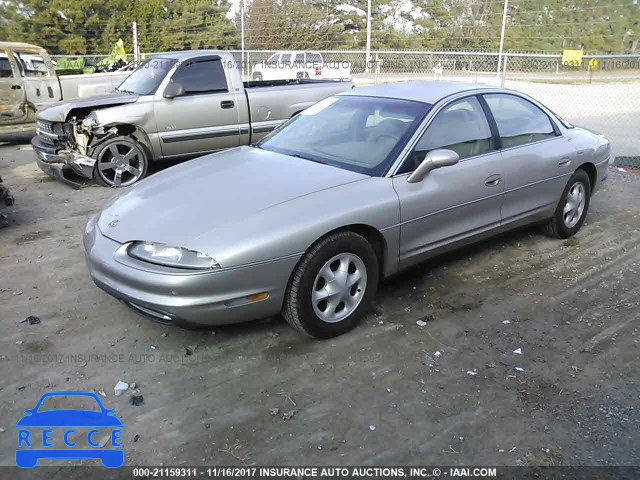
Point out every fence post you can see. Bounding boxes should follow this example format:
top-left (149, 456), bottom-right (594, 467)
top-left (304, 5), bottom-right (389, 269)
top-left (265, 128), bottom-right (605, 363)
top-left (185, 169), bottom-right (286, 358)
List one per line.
top-left (374, 52), bottom-right (379, 84)
top-left (132, 21), bottom-right (139, 65)
top-left (501, 54), bottom-right (508, 87)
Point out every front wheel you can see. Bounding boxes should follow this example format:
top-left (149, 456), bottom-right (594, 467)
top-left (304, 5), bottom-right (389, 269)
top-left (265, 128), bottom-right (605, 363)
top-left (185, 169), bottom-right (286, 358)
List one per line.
top-left (543, 169), bottom-right (591, 238)
top-left (252, 72), bottom-right (263, 81)
top-left (282, 231), bottom-right (378, 338)
top-left (92, 136), bottom-right (148, 187)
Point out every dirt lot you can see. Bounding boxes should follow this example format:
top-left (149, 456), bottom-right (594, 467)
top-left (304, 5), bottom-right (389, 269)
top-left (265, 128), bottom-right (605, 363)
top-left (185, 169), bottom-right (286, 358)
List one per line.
top-left (0, 133), bottom-right (639, 475)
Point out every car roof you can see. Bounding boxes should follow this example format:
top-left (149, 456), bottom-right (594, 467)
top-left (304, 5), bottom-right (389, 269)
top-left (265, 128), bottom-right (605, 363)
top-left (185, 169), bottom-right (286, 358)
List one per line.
top-left (0, 41), bottom-right (48, 54)
top-left (339, 81), bottom-right (497, 105)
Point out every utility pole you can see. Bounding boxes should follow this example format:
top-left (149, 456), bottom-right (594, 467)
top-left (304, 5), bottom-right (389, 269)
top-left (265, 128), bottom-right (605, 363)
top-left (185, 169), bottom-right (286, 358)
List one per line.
top-left (365, 0), bottom-right (371, 73)
top-left (497, 0), bottom-right (508, 79)
top-left (132, 20), bottom-right (139, 65)
top-left (240, 1), bottom-right (245, 78)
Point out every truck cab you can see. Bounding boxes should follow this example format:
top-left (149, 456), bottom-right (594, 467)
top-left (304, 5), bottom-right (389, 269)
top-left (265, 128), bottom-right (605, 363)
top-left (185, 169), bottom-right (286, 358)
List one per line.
top-left (0, 42), bottom-right (62, 134)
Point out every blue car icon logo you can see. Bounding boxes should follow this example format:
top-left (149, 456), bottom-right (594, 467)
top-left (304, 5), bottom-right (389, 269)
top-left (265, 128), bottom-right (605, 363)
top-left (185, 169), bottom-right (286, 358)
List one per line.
top-left (16, 391), bottom-right (123, 468)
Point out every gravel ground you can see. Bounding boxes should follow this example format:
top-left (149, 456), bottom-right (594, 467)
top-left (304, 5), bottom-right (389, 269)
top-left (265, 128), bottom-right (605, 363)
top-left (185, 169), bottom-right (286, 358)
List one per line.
top-left (0, 134), bottom-right (639, 477)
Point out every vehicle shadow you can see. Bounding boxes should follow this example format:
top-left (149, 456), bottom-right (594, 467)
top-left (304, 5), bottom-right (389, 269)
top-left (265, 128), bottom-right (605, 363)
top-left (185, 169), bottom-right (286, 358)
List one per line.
top-left (0, 131), bottom-right (35, 146)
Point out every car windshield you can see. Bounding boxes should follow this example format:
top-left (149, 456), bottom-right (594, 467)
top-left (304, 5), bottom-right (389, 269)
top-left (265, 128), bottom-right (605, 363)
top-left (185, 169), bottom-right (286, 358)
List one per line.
top-left (257, 95), bottom-right (431, 176)
top-left (37, 394), bottom-right (102, 412)
top-left (116, 57), bottom-right (177, 95)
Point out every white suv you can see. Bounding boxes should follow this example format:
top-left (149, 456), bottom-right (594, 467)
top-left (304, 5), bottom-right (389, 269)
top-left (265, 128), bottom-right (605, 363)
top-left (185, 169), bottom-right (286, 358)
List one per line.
top-left (251, 51), bottom-right (351, 82)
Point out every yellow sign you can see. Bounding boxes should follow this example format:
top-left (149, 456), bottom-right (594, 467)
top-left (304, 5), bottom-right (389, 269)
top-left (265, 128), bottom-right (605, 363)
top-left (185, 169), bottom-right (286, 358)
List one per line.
top-left (588, 58), bottom-right (598, 69)
top-left (562, 49), bottom-right (583, 66)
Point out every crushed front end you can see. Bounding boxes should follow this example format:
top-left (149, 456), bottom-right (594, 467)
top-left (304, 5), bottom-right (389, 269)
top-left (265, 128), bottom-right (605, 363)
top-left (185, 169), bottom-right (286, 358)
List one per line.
top-left (32, 117), bottom-right (100, 188)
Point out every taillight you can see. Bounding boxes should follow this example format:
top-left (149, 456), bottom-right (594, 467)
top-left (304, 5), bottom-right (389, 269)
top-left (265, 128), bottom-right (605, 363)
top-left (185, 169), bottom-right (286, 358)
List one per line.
top-left (315, 66), bottom-right (322, 76)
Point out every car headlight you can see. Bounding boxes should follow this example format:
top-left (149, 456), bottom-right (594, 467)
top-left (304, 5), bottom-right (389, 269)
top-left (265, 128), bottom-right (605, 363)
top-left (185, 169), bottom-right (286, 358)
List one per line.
top-left (127, 241), bottom-right (220, 270)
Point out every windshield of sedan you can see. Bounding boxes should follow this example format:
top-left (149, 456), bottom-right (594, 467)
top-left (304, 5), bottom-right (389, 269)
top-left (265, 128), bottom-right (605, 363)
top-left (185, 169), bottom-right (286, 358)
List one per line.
top-left (116, 57), bottom-right (177, 95)
top-left (257, 96), bottom-right (431, 176)
top-left (36, 394), bottom-right (102, 412)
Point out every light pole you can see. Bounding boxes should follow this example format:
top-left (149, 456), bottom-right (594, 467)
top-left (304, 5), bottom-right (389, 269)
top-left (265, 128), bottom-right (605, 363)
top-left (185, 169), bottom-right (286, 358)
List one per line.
top-left (365, 0), bottom-right (371, 73)
top-left (497, 0), bottom-right (508, 80)
top-left (240, 0), bottom-right (245, 78)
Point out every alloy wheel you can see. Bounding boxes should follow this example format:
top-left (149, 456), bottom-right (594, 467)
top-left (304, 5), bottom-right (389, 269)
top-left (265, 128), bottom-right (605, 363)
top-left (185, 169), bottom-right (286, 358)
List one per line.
top-left (96, 142), bottom-right (145, 187)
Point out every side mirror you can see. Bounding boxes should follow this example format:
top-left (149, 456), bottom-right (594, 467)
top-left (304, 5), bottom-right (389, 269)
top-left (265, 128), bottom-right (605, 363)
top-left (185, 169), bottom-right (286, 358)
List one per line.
top-left (164, 81), bottom-right (185, 99)
top-left (407, 148), bottom-right (459, 183)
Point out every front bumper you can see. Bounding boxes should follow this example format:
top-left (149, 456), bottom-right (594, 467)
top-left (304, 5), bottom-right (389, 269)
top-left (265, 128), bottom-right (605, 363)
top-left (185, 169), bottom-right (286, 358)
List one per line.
top-left (83, 218), bottom-right (300, 328)
top-left (32, 135), bottom-right (95, 188)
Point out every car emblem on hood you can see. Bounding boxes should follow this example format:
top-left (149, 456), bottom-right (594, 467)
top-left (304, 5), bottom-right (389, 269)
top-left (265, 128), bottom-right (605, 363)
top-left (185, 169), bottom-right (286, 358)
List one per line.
top-left (108, 219), bottom-right (119, 228)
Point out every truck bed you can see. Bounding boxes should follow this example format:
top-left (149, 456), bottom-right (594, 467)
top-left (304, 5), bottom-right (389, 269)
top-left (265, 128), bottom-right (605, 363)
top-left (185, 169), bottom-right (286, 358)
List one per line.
top-left (243, 78), bottom-right (351, 89)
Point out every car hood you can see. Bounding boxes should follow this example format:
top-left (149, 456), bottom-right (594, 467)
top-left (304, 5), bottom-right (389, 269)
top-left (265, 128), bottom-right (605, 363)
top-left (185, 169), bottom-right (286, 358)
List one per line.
top-left (37, 93), bottom-right (139, 122)
top-left (97, 146), bottom-right (368, 257)
top-left (16, 410), bottom-right (123, 427)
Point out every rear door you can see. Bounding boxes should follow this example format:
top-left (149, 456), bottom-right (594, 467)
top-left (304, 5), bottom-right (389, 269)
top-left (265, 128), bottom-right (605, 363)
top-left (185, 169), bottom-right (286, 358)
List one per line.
top-left (154, 56), bottom-right (241, 159)
top-left (482, 93), bottom-right (576, 224)
top-left (12, 49), bottom-right (62, 113)
top-left (0, 48), bottom-right (27, 125)
top-left (392, 95), bottom-right (504, 268)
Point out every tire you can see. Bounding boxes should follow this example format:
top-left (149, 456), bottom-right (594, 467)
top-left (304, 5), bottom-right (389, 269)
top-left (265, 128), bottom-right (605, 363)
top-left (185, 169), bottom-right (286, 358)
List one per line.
top-left (253, 72), bottom-right (263, 81)
top-left (92, 135), bottom-right (148, 187)
top-left (543, 169), bottom-right (591, 239)
top-left (282, 231), bottom-right (378, 339)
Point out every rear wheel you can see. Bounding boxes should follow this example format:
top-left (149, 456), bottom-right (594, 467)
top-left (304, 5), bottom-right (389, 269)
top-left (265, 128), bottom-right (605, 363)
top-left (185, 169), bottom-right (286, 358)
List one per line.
top-left (92, 136), bottom-right (148, 187)
top-left (543, 169), bottom-right (591, 238)
top-left (252, 72), bottom-right (263, 81)
top-left (282, 231), bottom-right (378, 338)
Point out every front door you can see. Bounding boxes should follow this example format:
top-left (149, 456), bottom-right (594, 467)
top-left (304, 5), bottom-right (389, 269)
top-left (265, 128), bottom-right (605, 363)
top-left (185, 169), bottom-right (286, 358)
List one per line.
top-left (154, 56), bottom-right (241, 159)
top-left (392, 95), bottom-right (504, 268)
top-left (0, 48), bottom-right (27, 125)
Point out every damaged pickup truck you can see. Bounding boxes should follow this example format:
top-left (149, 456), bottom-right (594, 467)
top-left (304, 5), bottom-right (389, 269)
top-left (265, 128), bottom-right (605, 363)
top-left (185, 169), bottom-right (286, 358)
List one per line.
top-left (32, 50), bottom-right (353, 187)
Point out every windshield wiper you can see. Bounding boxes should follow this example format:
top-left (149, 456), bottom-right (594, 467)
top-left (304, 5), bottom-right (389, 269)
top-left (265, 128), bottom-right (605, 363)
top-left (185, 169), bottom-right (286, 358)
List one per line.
top-left (115, 88), bottom-right (135, 94)
top-left (291, 153), bottom-right (326, 165)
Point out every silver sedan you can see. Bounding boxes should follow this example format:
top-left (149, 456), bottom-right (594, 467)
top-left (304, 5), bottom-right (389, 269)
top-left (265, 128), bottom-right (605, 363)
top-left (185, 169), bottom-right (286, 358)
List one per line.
top-left (84, 82), bottom-right (610, 338)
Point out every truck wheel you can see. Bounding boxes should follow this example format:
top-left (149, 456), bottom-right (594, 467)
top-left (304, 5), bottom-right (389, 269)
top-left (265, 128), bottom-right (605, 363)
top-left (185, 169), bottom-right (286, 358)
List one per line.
top-left (282, 231), bottom-right (378, 339)
top-left (253, 72), bottom-right (263, 81)
top-left (92, 136), bottom-right (148, 188)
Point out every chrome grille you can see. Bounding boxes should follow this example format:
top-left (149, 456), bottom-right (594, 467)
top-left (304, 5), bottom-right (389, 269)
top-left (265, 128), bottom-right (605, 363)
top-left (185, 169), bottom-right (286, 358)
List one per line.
top-left (36, 120), bottom-right (53, 132)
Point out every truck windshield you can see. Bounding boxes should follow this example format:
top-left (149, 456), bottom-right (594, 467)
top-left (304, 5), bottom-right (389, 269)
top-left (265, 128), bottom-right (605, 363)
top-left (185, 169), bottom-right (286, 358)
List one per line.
top-left (258, 95), bottom-right (430, 176)
top-left (116, 58), bottom-right (177, 95)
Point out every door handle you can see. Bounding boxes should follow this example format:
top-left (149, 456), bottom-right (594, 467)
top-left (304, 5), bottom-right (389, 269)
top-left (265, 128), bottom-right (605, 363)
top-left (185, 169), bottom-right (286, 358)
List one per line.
top-left (485, 175), bottom-right (501, 187)
top-left (220, 100), bottom-right (235, 109)
top-left (11, 85), bottom-right (21, 90)
top-left (558, 158), bottom-right (571, 167)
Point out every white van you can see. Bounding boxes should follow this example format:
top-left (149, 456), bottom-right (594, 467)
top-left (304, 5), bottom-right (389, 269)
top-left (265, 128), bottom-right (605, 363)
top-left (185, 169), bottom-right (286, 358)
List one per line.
top-left (251, 51), bottom-right (351, 82)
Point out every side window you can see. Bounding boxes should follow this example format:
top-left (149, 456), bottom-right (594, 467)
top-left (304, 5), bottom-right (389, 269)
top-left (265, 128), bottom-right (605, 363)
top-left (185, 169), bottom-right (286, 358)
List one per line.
top-left (0, 53), bottom-right (14, 78)
top-left (399, 96), bottom-right (493, 173)
top-left (484, 94), bottom-right (556, 148)
top-left (171, 59), bottom-right (227, 95)
top-left (294, 53), bottom-right (304, 65)
top-left (307, 53), bottom-right (322, 65)
top-left (266, 54), bottom-right (279, 65)
top-left (280, 53), bottom-right (291, 64)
